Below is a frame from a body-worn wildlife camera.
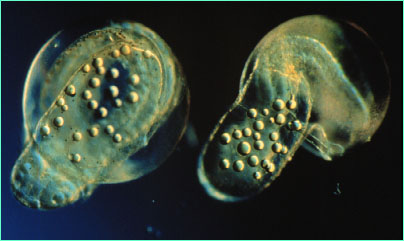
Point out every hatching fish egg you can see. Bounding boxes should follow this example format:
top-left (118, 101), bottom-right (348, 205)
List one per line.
top-left (197, 15), bottom-right (390, 202)
top-left (12, 21), bottom-right (189, 210)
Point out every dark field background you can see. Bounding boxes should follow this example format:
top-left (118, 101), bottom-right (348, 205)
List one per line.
top-left (2, 2), bottom-right (402, 240)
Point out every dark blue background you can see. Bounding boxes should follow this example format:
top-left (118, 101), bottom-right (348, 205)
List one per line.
top-left (2, 2), bottom-right (402, 239)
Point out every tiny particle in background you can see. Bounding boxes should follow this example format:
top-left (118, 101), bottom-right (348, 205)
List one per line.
top-left (145, 225), bottom-right (162, 239)
top-left (333, 183), bottom-right (342, 196)
top-left (146, 225), bottom-right (153, 233)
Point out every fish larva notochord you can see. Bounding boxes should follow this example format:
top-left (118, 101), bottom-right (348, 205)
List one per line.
top-left (197, 15), bottom-right (390, 202)
top-left (11, 22), bottom-right (189, 209)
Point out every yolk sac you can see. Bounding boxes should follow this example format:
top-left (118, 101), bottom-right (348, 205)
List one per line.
top-left (11, 21), bottom-right (189, 210)
top-left (197, 15), bottom-right (390, 202)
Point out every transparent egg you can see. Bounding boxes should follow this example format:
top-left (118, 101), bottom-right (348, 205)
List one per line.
top-left (11, 21), bottom-right (189, 209)
top-left (197, 15), bottom-right (390, 202)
